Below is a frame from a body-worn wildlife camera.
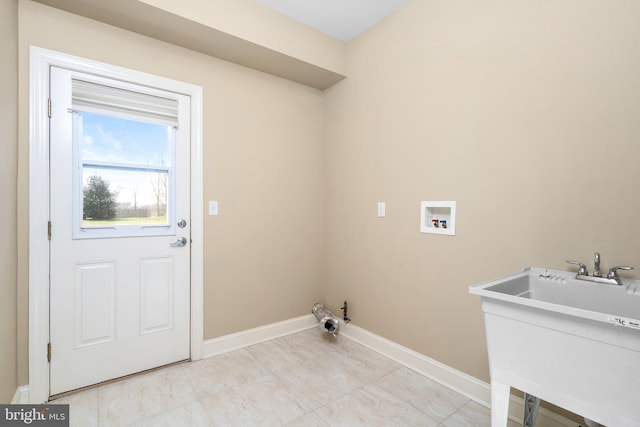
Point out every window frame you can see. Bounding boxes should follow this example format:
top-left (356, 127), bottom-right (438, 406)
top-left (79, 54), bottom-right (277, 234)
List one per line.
top-left (69, 79), bottom-right (180, 240)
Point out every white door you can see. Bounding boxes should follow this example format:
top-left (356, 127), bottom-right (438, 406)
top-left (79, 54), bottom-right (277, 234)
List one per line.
top-left (48, 66), bottom-right (191, 396)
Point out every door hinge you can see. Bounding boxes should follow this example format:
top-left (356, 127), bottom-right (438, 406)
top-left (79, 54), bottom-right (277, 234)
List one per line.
top-left (47, 343), bottom-right (51, 363)
top-left (47, 221), bottom-right (52, 241)
top-left (48, 98), bottom-right (52, 118)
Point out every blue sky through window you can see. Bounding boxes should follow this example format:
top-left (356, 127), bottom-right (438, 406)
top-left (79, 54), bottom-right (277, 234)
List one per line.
top-left (81, 112), bottom-right (170, 166)
top-left (79, 112), bottom-right (172, 212)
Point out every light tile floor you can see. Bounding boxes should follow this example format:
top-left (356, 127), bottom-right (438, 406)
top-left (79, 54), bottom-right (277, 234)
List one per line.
top-left (54, 329), bottom-right (514, 426)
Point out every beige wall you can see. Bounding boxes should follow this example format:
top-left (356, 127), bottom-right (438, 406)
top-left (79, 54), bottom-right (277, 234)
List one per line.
top-left (324, 0), bottom-right (640, 383)
top-left (0, 0), bottom-right (19, 404)
top-left (17, 0), bottom-right (324, 384)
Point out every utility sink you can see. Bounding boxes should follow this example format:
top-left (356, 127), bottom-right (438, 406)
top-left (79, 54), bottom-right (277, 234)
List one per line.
top-left (470, 267), bottom-right (640, 427)
top-left (473, 267), bottom-right (640, 328)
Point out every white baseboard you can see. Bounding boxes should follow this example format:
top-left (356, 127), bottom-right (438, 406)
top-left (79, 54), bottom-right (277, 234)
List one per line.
top-left (340, 322), bottom-right (579, 427)
top-left (11, 385), bottom-right (29, 404)
top-left (202, 314), bottom-right (318, 358)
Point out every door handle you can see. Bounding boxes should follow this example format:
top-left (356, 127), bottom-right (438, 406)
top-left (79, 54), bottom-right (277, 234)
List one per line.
top-left (169, 237), bottom-right (188, 247)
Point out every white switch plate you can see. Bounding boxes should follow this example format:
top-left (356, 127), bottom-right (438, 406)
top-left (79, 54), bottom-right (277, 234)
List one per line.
top-left (208, 201), bottom-right (219, 216)
top-left (377, 202), bottom-right (386, 217)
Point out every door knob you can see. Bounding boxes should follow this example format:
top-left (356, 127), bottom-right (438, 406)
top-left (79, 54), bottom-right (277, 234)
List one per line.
top-left (169, 237), bottom-right (188, 247)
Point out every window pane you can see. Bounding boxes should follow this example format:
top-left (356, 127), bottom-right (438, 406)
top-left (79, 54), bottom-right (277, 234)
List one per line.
top-left (75, 110), bottom-right (175, 234)
top-left (80, 111), bottom-right (171, 167)
top-left (82, 167), bottom-right (169, 227)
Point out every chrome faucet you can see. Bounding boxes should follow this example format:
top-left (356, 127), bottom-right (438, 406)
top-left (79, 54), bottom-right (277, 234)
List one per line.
top-left (593, 252), bottom-right (601, 277)
top-left (566, 252), bottom-right (634, 286)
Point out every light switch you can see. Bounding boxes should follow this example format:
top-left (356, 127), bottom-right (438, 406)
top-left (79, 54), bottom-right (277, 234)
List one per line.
top-left (208, 201), bottom-right (219, 216)
top-left (377, 202), bottom-right (386, 217)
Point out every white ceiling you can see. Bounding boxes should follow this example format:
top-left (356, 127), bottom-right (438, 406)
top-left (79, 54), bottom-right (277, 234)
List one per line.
top-left (256, 0), bottom-right (410, 42)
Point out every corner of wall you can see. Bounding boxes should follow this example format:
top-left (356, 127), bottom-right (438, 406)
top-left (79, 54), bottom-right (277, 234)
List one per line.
top-left (0, 0), bottom-right (19, 405)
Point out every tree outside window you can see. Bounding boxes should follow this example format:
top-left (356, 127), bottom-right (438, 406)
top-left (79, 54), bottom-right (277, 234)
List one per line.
top-left (83, 175), bottom-right (118, 220)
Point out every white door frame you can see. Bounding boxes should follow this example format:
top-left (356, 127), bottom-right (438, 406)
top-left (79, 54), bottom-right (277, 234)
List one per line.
top-left (28, 46), bottom-right (204, 404)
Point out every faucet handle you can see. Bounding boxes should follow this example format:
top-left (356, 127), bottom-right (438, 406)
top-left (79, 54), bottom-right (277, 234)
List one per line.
top-left (607, 266), bottom-right (634, 279)
top-left (566, 260), bottom-right (588, 276)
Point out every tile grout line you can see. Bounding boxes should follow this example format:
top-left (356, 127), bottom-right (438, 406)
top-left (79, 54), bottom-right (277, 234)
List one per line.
top-left (435, 399), bottom-right (473, 426)
top-left (176, 363), bottom-right (219, 427)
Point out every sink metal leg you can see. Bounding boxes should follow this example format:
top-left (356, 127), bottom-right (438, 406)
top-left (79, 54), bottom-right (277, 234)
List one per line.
top-left (491, 379), bottom-right (511, 427)
top-left (522, 393), bottom-right (540, 427)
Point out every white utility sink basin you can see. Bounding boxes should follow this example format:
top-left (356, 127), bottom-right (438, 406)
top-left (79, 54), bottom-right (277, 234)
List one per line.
top-left (470, 267), bottom-right (640, 426)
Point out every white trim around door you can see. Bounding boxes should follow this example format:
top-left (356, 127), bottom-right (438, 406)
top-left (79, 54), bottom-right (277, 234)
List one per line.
top-left (28, 46), bottom-right (204, 403)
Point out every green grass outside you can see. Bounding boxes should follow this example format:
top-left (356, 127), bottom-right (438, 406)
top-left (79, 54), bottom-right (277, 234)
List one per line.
top-left (83, 215), bottom-right (168, 226)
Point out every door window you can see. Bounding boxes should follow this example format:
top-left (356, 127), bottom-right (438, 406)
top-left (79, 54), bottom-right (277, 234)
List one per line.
top-left (71, 79), bottom-right (179, 239)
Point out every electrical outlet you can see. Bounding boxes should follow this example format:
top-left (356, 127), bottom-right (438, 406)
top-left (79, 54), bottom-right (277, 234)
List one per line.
top-left (377, 202), bottom-right (386, 217)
